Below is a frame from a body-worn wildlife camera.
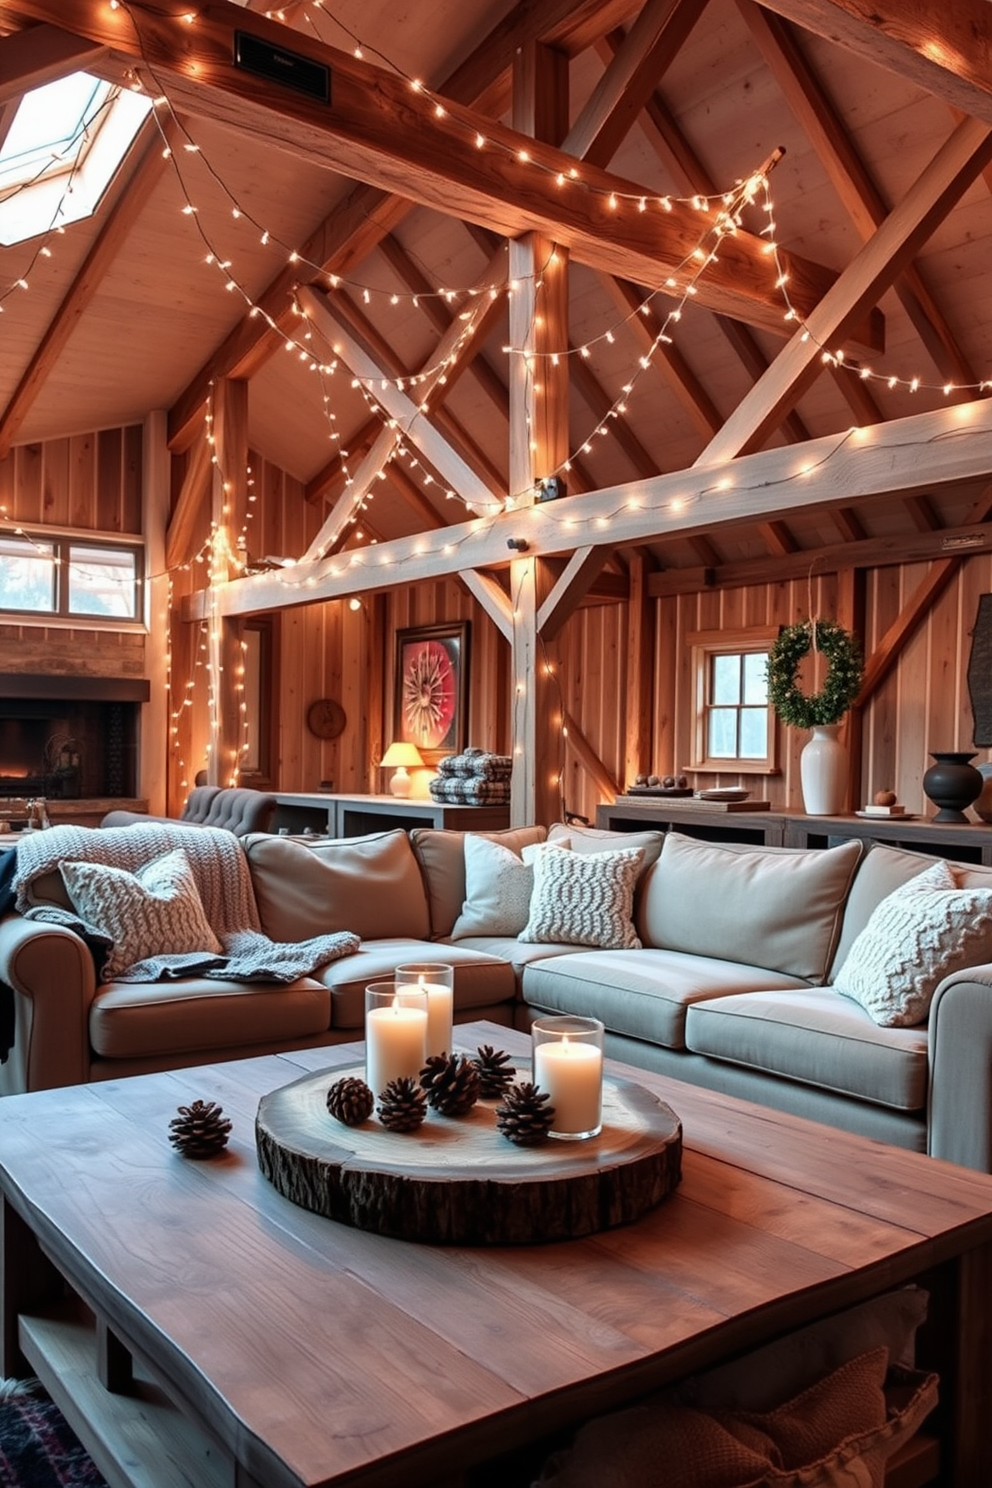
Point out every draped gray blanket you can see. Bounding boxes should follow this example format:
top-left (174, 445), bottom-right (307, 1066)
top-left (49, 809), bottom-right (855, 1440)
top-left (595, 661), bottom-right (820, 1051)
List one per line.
top-left (12, 823), bottom-right (359, 983)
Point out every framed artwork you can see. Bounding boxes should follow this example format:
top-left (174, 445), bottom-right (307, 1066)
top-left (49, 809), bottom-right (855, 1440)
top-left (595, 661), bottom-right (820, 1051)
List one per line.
top-left (394, 622), bottom-right (470, 762)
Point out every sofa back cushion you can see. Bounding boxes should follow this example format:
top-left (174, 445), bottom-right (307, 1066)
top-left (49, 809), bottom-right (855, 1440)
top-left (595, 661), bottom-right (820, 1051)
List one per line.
top-left (637, 831), bottom-right (863, 983)
top-left (547, 821), bottom-right (664, 869)
top-left (829, 841), bottom-right (992, 981)
top-left (244, 829), bottom-right (429, 942)
top-left (410, 825), bottom-right (547, 938)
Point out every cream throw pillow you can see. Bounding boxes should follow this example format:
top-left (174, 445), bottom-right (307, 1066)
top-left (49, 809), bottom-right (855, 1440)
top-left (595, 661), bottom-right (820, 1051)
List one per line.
top-left (519, 843), bottom-right (644, 949)
top-left (833, 858), bottom-right (992, 1027)
top-left (61, 849), bottom-right (223, 980)
top-left (450, 833), bottom-right (547, 939)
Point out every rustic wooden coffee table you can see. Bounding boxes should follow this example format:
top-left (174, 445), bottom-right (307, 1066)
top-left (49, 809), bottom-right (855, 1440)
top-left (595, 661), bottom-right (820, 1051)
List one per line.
top-left (2, 1022), bottom-right (991, 1488)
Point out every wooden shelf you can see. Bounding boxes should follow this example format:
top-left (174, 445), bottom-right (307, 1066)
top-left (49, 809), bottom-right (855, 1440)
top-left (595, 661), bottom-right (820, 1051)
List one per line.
top-left (596, 800), bottom-right (992, 865)
top-left (19, 1302), bottom-right (229, 1488)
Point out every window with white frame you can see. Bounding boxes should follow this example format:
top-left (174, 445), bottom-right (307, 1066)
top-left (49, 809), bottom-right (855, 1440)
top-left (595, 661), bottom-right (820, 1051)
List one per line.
top-left (0, 535), bottom-right (141, 621)
top-left (688, 629), bottom-right (778, 773)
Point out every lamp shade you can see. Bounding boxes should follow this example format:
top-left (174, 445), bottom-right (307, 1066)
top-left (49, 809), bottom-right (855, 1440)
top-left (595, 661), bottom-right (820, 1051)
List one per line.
top-left (380, 741), bottom-right (425, 769)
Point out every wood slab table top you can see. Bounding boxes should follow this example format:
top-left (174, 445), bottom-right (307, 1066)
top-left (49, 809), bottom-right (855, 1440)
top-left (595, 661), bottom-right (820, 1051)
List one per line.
top-left (3, 1022), bottom-right (992, 1488)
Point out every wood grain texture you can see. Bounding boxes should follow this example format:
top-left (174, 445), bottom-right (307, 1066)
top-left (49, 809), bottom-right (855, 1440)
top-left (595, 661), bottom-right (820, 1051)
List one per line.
top-left (256, 1064), bottom-right (682, 1244)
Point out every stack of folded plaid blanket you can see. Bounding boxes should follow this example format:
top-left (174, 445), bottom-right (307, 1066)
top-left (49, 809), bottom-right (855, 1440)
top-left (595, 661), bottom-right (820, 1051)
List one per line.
top-left (429, 747), bottom-right (512, 805)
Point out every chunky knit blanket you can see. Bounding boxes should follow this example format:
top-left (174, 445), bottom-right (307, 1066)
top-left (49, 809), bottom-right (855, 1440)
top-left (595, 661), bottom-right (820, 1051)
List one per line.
top-left (12, 823), bottom-right (359, 984)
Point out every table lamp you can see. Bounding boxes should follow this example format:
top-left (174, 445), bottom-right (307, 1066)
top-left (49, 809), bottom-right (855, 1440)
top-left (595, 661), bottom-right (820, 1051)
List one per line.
top-left (380, 740), bottom-right (424, 797)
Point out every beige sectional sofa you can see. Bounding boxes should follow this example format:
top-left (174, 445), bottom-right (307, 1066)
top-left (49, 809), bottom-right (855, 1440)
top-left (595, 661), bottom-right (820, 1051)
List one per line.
top-left (2, 820), bottom-right (992, 1174)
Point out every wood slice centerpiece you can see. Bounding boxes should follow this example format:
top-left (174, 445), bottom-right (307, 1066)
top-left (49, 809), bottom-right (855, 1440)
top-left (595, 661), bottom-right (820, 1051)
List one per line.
top-left (255, 1064), bottom-right (682, 1245)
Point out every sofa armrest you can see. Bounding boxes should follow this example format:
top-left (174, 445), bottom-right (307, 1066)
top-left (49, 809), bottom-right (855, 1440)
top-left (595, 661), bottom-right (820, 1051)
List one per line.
top-left (0, 914), bottom-right (97, 1094)
top-left (927, 963), bottom-right (992, 1170)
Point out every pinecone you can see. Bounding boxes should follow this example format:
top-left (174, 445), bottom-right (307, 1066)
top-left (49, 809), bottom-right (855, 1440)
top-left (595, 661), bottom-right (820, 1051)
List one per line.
top-left (377, 1076), bottom-right (428, 1132)
top-left (495, 1082), bottom-right (556, 1146)
top-left (420, 1052), bottom-right (480, 1117)
top-left (168, 1100), bottom-right (232, 1159)
top-left (326, 1076), bottom-right (375, 1126)
top-left (472, 1044), bottom-right (517, 1099)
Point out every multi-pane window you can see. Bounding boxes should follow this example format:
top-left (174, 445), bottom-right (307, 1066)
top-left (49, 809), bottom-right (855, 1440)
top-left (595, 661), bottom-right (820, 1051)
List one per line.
top-left (0, 535), bottom-right (141, 621)
top-left (689, 629), bottom-right (778, 773)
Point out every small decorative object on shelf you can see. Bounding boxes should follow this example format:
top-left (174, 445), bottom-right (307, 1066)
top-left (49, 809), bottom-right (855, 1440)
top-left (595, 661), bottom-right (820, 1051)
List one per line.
top-left (377, 1076), bottom-right (428, 1132)
top-left (326, 1076), bottom-right (375, 1127)
top-left (168, 1099), bottom-right (232, 1159)
top-left (419, 1052), bottom-right (480, 1116)
top-left (495, 1082), bottom-right (557, 1145)
top-left (922, 751), bottom-right (985, 823)
top-left (473, 1044), bottom-right (517, 1099)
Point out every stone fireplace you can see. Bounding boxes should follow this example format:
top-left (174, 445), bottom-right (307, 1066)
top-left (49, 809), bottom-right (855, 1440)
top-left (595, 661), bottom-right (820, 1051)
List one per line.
top-left (0, 674), bottom-right (149, 800)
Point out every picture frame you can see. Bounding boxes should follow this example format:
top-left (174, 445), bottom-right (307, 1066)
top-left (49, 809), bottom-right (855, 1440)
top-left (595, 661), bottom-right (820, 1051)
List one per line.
top-left (394, 621), bottom-right (470, 763)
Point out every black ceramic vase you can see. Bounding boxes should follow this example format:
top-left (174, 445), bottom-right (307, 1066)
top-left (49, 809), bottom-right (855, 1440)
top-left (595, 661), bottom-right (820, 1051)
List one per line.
top-left (922, 751), bottom-right (984, 823)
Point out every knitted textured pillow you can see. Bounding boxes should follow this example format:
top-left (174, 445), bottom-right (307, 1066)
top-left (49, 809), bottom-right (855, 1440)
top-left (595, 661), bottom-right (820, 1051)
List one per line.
top-left (519, 844), bottom-right (644, 949)
top-left (61, 848), bottom-right (223, 980)
top-left (833, 858), bottom-right (992, 1027)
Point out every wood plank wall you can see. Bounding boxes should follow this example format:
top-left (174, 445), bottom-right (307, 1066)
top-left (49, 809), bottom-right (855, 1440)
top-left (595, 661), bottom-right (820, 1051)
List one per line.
top-left (0, 428), bottom-right (146, 680)
top-left (4, 427), bottom-right (990, 823)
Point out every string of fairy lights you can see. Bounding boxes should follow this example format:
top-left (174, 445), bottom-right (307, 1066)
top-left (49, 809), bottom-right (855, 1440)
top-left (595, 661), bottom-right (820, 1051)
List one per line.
top-left (3, 0), bottom-right (992, 788)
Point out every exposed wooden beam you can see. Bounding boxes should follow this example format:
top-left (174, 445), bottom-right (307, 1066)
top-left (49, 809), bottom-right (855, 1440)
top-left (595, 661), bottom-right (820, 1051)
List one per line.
top-left (753, 0), bottom-right (992, 127)
top-left (596, 273), bottom-right (723, 438)
top-left (650, 515), bottom-right (992, 595)
top-left (165, 425), bottom-right (212, 571)
top-left (688, 534), bottom-right (722, 568)
top-left (562, 0), bottom-right (707, 168)
top-left (832, 506), bottom-right (867, 543)
top-left (569, 345), bottom-right (659, 479)
top-left (601, 35), bottom-right (814, 444)
top-left (904, 493), bottom-right (941, 532)
top-left (458, 570), bottom-right (514, 641)
top-left (738, 0), bottom-right (977, 388)
top-left (0, 23), bottom-right (106, 103)
top-left (377, 235), bottom-right (509, 420)
top-left (538, 547), bottom-right (611, 640)
top-left (187, 396), bottom-right (992, 619)
top-left (0, 116), bottom-right (174, 457)
top-left (697, 114), bottom-right (992, 463)
top-left (856, 479), bottom-right (992, 707)
top-left (758, 519), bottom-right (799, 555)
top-left (304, 416), bottom-right (380, 505)
top-left (562, 707), bottom-right (621, 801)
top-left (166, 0), bottom-right (624, 449)
top-left (3, 0), bottom-right (885, 349)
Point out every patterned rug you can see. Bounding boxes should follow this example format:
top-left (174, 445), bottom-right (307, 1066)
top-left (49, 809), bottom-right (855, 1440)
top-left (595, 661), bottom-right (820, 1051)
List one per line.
top-left (0, 1382), bottom-right (107, 1488)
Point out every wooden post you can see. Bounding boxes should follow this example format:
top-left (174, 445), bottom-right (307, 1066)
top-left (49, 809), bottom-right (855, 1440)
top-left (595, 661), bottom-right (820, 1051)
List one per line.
top-left (508, 42), bottom-right (569, 827)
top-left (142, 410), bottom-right (170, 815)
top-left (207, 378), bottom-right (248, 786)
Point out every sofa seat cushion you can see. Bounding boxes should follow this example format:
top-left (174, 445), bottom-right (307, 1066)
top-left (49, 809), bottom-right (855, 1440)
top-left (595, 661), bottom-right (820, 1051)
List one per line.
top-left (315, 939), bottom-right (517, 1029)
top-left (522, 950), bottom-right (807, 1050)
top-left (684, 988), bottom-right (928, 1112)
top-left (90, 976), bottom-right (331, 1060)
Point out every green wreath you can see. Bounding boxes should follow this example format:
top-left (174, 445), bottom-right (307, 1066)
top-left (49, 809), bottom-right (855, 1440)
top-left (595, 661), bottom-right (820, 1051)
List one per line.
top-left (766, 619), bottom-right (863, 730)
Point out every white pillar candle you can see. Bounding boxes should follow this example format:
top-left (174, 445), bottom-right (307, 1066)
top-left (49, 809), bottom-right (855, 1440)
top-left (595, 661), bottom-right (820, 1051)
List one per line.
top-left (365, 1002), bottom-right (428, 1097)
top-left (395, 964), bottom-right (454, 1059)
top-left (532, 1036), bottom-right (603, 1137)
top-left (421, 981), bottom-right (453, 1058)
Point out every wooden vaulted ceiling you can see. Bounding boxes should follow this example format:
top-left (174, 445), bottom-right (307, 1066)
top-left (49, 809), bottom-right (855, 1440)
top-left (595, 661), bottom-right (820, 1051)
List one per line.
top-left (2, 0), bottom-right (992, 598)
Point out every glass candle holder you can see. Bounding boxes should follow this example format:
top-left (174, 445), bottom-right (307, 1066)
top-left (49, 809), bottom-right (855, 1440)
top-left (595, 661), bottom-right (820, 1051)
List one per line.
top-left (394, 962), bottom-right (454, 1059)
top-left (531, 1015), bottom-right (604, 1140)
top-left (365, 982), bottom-right (428, 1097)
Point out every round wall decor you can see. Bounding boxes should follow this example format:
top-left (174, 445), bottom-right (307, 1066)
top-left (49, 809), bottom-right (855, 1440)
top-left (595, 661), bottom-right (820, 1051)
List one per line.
top-left (306, 698), bottom-right (346, 739)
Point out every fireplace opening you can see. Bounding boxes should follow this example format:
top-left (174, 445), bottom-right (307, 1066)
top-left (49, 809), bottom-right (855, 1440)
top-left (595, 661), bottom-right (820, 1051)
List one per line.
top-left (0, 679), bottom-right (146, 799)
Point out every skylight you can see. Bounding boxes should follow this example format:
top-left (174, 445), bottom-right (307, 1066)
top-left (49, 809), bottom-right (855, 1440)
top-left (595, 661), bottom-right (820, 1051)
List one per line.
top-left (0, 72), bottom-right (151, 246)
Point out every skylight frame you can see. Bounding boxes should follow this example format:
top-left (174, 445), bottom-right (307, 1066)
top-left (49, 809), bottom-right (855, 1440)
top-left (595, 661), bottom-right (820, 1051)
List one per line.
top-left (0, 72), bottom-right (151, 247)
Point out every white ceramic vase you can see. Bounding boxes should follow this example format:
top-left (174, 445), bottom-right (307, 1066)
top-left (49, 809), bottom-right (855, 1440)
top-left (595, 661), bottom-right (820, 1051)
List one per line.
top-left (799, 724), bottom-right (848, 815)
